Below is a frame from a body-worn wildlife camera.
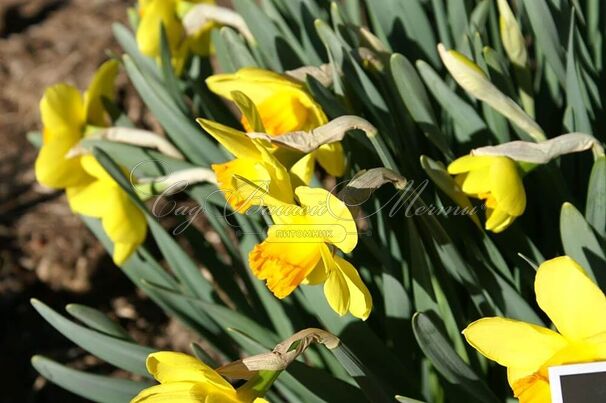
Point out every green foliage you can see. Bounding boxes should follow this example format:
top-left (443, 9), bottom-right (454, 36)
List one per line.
top-left (32, 1), bottom-right (606, 402)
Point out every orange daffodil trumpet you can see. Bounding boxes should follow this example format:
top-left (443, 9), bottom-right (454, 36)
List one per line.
top-left (246, 185), bottom-right (372, 320)
top-left (463, 256), bottom-right (606, 403)
top-left (35, 60), bottom-right (146, 265)
top-left (131, 352), bottom-right (268, 403)
top-left (206, 67), bottom-right (347, 183)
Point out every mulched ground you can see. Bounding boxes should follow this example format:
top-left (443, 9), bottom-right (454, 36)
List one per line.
top-left (0, 1), bottom-right (195, 400)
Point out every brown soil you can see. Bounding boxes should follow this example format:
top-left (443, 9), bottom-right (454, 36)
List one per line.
top-left (0, 1), bottom-right (193, 401)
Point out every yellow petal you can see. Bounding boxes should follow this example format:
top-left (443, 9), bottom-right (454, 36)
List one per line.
top-left (249, 235), bottom-right (323, 299)
top-left (289, 152), bottom-right (316, 187)
top-left (212, 158), bottom-right (271, 212)
top-left (489, 157), bottom-right (526, 216)
top-left (40, 84), bottom-right (85, 137)
top-left (295, 187), bottom-right (358, 253)
top-left (80, 155), bottom-right (116, 182)
top-left (253, 89), bottom-right (311, 135)
top-left (146, 352), bottom-right (234, 391)
top-left (66, 180), bottom-right (114, 217)
top-left (35, 137), bottom-right (91, 189)
top-left (460, 168), bottom-right (491, 195)
top-left (130, 382), bottom-right (201, 403)
top-left (447, 155), bottom-right (493, 175)
top-left (321, 245), bottom-right (349, 316)
top-left (535, 256), bottom-right (606, 340)
top-left (511, 374), bottom-right (551, 403)
top-left (102, 188), bottom-right (147, 245)
top-left (206, 68), bottom-right (302, 105)
top-left (485, 206), bottom-right (515, 233)
top-left (324, 265), bottom-right (350, 316)
top-left (463, 317), bottom-right (567, 370)
top-left (84, 60), bottom-right (120, 127)
top-left (334, 255), bottom-right (372, 320)
top-left (136, 0), bottom-right (183, 58)
top-left (315, 143), bottom-right (346, 177)
top-left (197, 118), bottom-right (260, 160)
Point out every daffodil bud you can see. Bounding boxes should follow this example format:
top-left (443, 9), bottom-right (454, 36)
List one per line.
top-left (497, 0), bottom-right (527, 68)
top-left (437, 43), bottom-right (545, 142)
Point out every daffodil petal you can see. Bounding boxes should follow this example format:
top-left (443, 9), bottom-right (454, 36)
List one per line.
top-left (35, 137), bottom-right (91, 189)
top-left (324, 268), bottom-right (350, 317)
top-left (198, 118), bottom-right (260, 160)
top-left (489, 157), bottom-right (526, 216)
top-left (512, 375), bottom-right (551, 403)
top-left (146, 352), bottom-right (234, 391)
top-left (460, 168), bottom-right (491, 195)
top-left (463, 317), bottom-right (567, 370)
top-left (289, 152), bottom-right (316, 187)
top-left (66, 180), bottom-right (113, 217)
top-left (131, 382), bottom-right (202, 403)
top-left (535, 256), bottom-right (606, 340)
top-left (101, 188), bottom-right (147, 245)
top-left (295, 187), bottom-right (357, 253)
top-left (40, 84), bottom-right (85, 137)
top-left (334, 255), bottom-right (372, 320)
top-left (447, 155), bottom-right (493, 174)
top-left (206, 68), bottom-right (302, 105)
top-left (315, 143), bottom-right (346, 177)
top-left (485, 207), bottom-right (514, 233)
top-left (84, 59), bottom-right (119, 127)
top-left (137, 0), bottom-right (184, 58)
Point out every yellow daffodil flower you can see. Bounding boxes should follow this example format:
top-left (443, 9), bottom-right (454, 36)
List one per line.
top-left (448, 155), bottom-right (525, 233)
top-left (464, 256), bottom-right (606, 403)
top-left (197, 118), bottom-right (294, 212)
top-left (66, 156), bottom-right (147, 265)
top-left (36, 60), bottom-right (119, 189)
top-left (131, 352), bottom-right (269, 403)
top-left (136, 0), bottom-right (215, 74)
top-left (35, 60), bottom-right (147, 265)
top-left (206, 68), bottom-right (346, 181)
top-left (249, 186), bottom-right (372, 319)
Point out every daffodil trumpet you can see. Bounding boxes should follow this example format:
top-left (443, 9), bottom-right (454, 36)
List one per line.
top-left (463, 256), bottom-right (606, 403)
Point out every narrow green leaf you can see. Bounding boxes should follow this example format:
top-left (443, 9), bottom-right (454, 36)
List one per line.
top-left (520, 0), bottom-right (566, 85)
top-left (417, 60), bottom-right (487, 142)
top-left (412, 313), bottom-right (499, 403)
top-left (32, 356), bottom-right (149, 403)
top-left (220, 27), bottom-right (259, 70)
top-left (560, 202), bottom-right (606, 286)
top-left (565, 16), bottom-right (592, 134)
top-left (66, 304), bottom-right (132, 340)
top-left (31, 300), bottom-right (155, 376)
top-left (586, 157), bottom-right (606, 238)
top-left (390, 54), bottom-right (452, 158)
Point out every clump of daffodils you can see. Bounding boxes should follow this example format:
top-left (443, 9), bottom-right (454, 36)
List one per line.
top-left (29, 1), bottom-right (606, 403)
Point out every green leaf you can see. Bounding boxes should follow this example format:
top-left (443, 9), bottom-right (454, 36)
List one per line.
top-left (233, 0), bottom-right (302, 71)
top-left (565, 16), bottom-right (592, 134)
top-left (31, 299), bottom-right (155, 377)
top-left (122, 57), bottom-right (224, 165)
top-left (113, 23), bottom-right (160, 80)
top-left (586, 157), bottom-right (606, 238)
top-left (416, 60), bottom-right (487, 142)
top-left (390, 54), bottom-right (452, 158)
top-left (66, 304), bottom-right (132, 340)
top-left (560, 202), bottom-right (606, 286)
top-left (412, 312), bottom-right (499, 403)
top-left (520, 0), bottom-right (566, 85)
top-left (31, 356), bottom-right (150, 403)
top-left (220, 27), bottom-right (259, 70)
top-left (365, 0), bottom-right (439, 66)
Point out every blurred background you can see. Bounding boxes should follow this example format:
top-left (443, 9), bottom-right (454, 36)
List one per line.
top-left (0, 1), bottom-right (200, 400)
